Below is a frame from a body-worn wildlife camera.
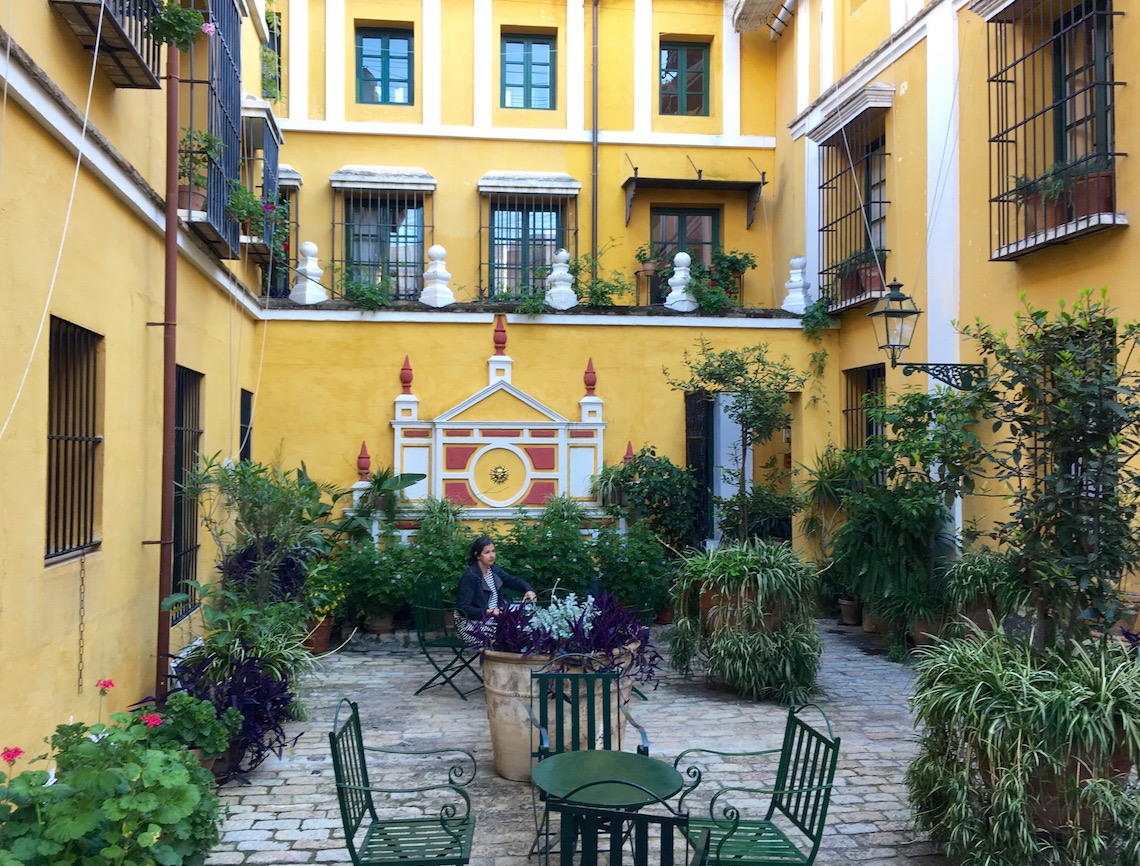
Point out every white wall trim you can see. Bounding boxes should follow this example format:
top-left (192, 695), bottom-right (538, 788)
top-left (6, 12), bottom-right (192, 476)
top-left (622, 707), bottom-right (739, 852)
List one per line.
top-left (287, 0), bottom-right (308, 120)
top-left (803, 137), bottom-right (820, 302)
top-left (795, 0), bottom-right (809, 112)
top-left (276, 118), bottom-right (775, 148)
top-left (262, 308), bottom-right (805, 327)
top-left (634, 0), bottom-right (652, 135)
top-left (473, 0), bottom-right (493, 129)
top-left (722, 8), bottom-right (742, 137)
top-left (0, 40), bottom-right (262, 318)
top-left (567, 0), bottom-right (585, 133)
top-left (422, 0), bottom-right (442, 126)
top-left (819, 0), bottom-right (834, 92)
top-left (325, 0), bottom-right (345, 122)
top-left (924, 0), bottom-right (960, 374)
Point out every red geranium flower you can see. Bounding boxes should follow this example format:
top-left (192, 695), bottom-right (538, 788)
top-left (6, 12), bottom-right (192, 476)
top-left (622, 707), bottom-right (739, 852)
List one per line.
top-left (2, 747), bottom-right (24, 765)
top-left (140, 713), bottom-right (163, 729)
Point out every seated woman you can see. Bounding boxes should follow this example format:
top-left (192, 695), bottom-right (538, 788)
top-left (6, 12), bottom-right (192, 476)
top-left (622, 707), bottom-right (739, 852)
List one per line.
top-left (455, 535), bottom-right (536, 647)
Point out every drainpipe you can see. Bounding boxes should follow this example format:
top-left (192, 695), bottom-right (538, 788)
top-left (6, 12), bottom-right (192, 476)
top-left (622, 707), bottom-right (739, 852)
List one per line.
top-left (155, 45), bottom-right (180, 701)
top-left (590, 0), bottom-right (599, 283)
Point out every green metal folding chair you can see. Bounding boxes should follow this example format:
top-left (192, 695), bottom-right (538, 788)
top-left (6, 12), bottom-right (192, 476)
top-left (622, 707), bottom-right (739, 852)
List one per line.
top-left (411, 581), bottom-right (483, 700)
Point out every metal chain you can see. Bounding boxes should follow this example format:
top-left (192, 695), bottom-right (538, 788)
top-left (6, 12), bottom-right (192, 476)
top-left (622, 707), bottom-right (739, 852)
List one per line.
top-left (77, 552), bottom-right (87, 694)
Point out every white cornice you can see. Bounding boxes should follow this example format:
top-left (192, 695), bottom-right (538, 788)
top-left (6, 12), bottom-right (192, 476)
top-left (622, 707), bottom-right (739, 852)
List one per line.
top-left (806, 83), bottom-right (896, 144)
top-left (330, 165), bottom-right (437, 191)
top-left (966, 0), bottom-right (1017, 22)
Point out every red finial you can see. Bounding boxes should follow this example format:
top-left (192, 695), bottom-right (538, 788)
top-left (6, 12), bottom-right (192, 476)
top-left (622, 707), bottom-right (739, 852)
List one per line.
top-left (493, 314), bottom-right (507, 355)
top-left (357, 441), bottom-right (371, 481)
top-left (584, 358), bottom-right (597, 396)
top-left (624, 441), bottom-right (635, 463)
top-left (400, 355), bottom-right (413, 394)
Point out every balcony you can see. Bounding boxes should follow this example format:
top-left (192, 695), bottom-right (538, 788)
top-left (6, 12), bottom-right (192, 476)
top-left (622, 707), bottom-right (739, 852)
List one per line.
top-left (50, 0), bottom-right (161, 89)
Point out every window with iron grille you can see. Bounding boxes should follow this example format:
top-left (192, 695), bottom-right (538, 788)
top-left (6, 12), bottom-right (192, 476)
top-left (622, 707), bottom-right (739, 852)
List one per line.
top-left (46, 318), bottom-right (102, 561)
top-left (649, 208), bottom-right (720, 304)
top-left (502, 34), bottom-right (556, 109)
top-left (239, 389), bottom-right (253, 463)
top-left (332, 187), bottom-right (432, 302)
top-left (356, 28), bottom-right (413, 105)
top-left (178, 0), bottom-right (242, 258)
top-left (480, 194), bottom-right (577, 295)
top-left (818, 112), bottom-right (890, 310)
top-left (660, 42), bottom-right (709, 116)
top-left (263, 183), bottom-right (298, 298)
top-left (171, 366), bottom-right (203, 624)
top-left (50, 0), bottom-right (162, 89)
top-left (981, 0), bottom-right (1121, 259)
top-left (262, 11), bottom-right (282, 101)
top-left (843, 364), bottom-right (886, 454)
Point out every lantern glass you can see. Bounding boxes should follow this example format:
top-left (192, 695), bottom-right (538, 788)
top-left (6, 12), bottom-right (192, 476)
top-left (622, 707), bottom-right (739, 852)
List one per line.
top-left (869, 289), bottom-right (921, 358)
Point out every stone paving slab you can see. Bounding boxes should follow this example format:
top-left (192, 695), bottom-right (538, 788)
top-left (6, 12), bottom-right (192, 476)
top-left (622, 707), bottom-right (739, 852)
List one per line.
top-left (207, 622), bottom-right (948, 865)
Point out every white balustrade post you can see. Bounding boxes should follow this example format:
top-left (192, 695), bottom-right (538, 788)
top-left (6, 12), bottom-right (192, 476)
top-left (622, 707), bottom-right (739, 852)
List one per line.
top-left (545, 248), bottom-right (578, 310)
top-left (664, 251), bottom-right (698, 312)
top-left (420, 244), bottom-right (456, 308)
top-left (289, 241), bottom-right (328, 304)
top-left (782, 255), bottom-right (811, 314)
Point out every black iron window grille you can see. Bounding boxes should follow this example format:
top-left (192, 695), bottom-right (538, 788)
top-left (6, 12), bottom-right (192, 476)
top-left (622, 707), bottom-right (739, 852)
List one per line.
top-left (239, 102), bottom-right (282, 270)
top-left (331, 188), bottom-right (432, 302)
top-left (49, 0), bottom-right (162, 89)
top-left (178, 0), bottom-right (241, 258)
top-left (239, 388), bottom-right (253, 463)
top-left (843, 364), bottom-right (886, 454)
top-left (982, 0), bottom-right (1122, 260)
top-left (818, 111), bottom-right (890, 311)
top-left (480, 193), bottom-right (577, 296)
top-left (171, 366), bottom-right (203, 625)
top-left (263, 183), bottom-right (299, 298)
top-left (46, 318), bottom-right (103, 561)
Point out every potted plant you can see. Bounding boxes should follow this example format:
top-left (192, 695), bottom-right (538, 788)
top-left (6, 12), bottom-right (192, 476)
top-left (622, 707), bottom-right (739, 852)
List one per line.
top-left (1070, 153), bottom-right (1115, 220)
top-left (332, 534), bottom-right (411, 634)
top-left (226, 181), bottom-right (263, 234)
top-left (177, 128), bottom-right (223, 210)
top-left (131, 692), bottom-right (244, 769)
top-left (635, 242), bottom-right (662, 277)
top-left (147, 0), bottom-right (209, 53)
top-left (302, 559), bottom-right (346, 653)
top-left (1014, 163), bottom-right (1069, 234)
top-left (471, 591), bottom-right (660, 781)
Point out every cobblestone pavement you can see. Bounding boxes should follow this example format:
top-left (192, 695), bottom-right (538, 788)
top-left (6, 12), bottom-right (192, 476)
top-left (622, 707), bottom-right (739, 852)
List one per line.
top-left (206, 622), bottom-right (948, 865)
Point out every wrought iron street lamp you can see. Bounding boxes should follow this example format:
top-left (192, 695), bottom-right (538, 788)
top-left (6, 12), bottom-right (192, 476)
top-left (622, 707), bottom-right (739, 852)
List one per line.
top-left (867, 279), bottom-right (987, 390)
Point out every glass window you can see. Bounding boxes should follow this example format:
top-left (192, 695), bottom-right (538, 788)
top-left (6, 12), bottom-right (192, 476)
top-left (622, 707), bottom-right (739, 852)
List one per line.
top-left (489, 203), bottom-right (563, 293)
top-left (502, 35), bottom-right (556, 109)
top-left (356, 28), bottom-right (414, 105)
top-left (660, 42), bottom-right (709, 116)
top-left (334, 188), bottom-right (429, 302)
top-left (649, 208), bottom-right (719, 303)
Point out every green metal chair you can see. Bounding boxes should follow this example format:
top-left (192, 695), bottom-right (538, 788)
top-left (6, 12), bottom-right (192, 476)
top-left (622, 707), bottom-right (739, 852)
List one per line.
top-left (545, 780), bottom-right (710, 866)
top-left (529, 654), bottom-right (649, 856)
top-left (674, 705), bottom-right (840, 866)
top-left (412, 581), bottom-right (483, 700)
top-left (328, 698), bottom-right (476, 866)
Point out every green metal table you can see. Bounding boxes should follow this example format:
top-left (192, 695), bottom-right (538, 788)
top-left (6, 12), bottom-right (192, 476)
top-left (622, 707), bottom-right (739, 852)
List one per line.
top-left (531, 750), bottom-right (684, 808)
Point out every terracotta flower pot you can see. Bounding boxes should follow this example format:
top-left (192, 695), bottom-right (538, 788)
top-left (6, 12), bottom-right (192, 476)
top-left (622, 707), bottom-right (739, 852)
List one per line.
top-left (176, 184), bottom-right (206, 211)
top-left (364, 613), bottom-right (394, 634)
top-left (303, 617), bottom-right (332, 654)
top-left (838, 598), bottom-right (863, 626)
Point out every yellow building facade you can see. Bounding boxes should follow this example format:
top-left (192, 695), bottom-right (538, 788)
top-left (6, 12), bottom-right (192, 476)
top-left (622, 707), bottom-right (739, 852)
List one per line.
top-left (1, 0), bottom-right (1135, 752)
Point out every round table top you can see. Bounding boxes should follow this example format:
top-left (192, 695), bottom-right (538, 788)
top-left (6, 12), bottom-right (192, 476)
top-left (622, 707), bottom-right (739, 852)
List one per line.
top-left (531, 750), bottom-right (684, 808)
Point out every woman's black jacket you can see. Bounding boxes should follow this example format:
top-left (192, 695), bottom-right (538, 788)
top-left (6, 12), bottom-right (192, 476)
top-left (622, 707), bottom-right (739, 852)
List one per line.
top-left (455, 564), bottom-right (534, 619)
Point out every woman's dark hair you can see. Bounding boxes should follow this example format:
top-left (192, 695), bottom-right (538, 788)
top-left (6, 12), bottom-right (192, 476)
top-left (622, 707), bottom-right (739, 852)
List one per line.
top-left (468, 535), bottom-right (494, 566)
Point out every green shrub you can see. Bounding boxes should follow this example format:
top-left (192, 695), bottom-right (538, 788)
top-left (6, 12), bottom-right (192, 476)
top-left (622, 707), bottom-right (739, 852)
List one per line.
top-left (407, 497), bottom-right (473, 599)
top-left (131, 692), bottom-right (243, 760)
top-left (591, 447), bottom-right (699, 553)
top-left (593, 520), bottom-right (673, 614)
top-left (496, 496), bottom-right (596, 595)
top-left (334, 535), bottom-right (412, 624)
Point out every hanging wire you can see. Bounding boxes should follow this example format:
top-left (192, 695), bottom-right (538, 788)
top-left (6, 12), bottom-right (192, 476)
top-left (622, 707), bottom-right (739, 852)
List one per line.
top-left (0, 0), bottom-right (109, 444)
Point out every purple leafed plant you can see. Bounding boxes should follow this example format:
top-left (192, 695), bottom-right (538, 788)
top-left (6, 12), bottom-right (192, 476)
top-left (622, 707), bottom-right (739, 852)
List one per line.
top-left (473, 591), bottom-right (661, 686)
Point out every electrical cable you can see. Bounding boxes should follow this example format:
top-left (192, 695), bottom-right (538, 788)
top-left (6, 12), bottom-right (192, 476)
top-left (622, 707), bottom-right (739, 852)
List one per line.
top-left (0, 0), bottom-right (108, 444)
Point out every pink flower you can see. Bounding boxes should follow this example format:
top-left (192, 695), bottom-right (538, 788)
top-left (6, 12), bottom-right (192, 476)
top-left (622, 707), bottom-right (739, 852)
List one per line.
top-left (140, 713), bottom-right (163, 729)
top-left (262, 203), bottom-right (276, 213)
top-left (1, 747), bottom-right (23, 765)
top-left (96, 678), bottom-right (114, 695)
top-left (201, 22), bottom-right (217, 35)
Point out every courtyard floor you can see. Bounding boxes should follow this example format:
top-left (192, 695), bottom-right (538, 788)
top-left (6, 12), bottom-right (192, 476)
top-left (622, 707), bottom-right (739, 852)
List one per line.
top-left (205, 622), bottom-right (949, 865)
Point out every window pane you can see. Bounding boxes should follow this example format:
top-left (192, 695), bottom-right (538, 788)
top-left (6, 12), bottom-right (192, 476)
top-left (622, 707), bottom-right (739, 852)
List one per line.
top-left (532, 88), bottom-right (551, 109)
top-left (504, 40), bottom-right (524, 59)
top-left (684, 214), bottom-right (713, 246)
top-left (686, 49), bottom-right (705, 72)
top-left (532, 43), bottom-right (551, 63)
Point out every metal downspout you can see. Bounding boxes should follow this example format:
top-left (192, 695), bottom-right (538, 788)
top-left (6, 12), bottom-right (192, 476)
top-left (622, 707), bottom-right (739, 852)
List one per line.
top-left (590, 0), bottom-right (599, 283)
top-left (155, 46), bottom-right (179, 700)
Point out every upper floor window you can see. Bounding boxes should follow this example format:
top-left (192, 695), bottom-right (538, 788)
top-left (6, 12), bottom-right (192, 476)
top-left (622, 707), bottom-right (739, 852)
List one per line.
top-left (977, 0), bottom-right (1121, 260)
top-left (262, 11), bottom-right (282, 101)
top-left (502, 35), bottom-right (555, 109)
top-left (660, 41), bottom-right (709, 116)
top-left (816, 111), bottom-right (890, 310)
top-left (331, 167), bottom-right (436, 304)
top-left (47, 317), bottom-right (103, 560)
top-left (356, 28), bottom-right (413, 105)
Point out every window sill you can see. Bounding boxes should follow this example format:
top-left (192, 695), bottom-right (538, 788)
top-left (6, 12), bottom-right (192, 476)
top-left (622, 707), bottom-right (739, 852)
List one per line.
top-left (993, 212), bottom-right (1128, 262)
top-left (827, 288), bottom-right (886, 313)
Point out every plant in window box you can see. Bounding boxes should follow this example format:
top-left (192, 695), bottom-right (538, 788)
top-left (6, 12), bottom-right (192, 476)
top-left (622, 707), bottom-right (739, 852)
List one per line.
top-left (1014, 164), bottom-right (1070, 234)
top-left (1069, 153), bottom-right (1115, 220)
top-left (226, 181), bottom-right (263, 234)
top-left (335, 267), bottom-right (393, 310)
top-left (833, 248), bottom-right (887, 299)
top-left (177, 128), bottom-right (223, 210)
top-left (634, 242), bottom-right (666, 276)
top-left (147, 0), bottom-right (211, 53)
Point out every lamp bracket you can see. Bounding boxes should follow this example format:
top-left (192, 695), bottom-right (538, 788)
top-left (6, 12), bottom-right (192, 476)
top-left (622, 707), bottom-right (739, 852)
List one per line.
top-left (900, 362), bottom-right (988, 391)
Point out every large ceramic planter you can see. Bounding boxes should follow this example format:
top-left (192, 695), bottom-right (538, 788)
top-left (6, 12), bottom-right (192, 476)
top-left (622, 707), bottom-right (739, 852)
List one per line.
top-left (303, 618), bottom-right (332, 654)
top-left (483, 650), bottom-right (553, 782)
top-left (838, 598), bottom-right (863, 626)
top-left (482, 648), bottom-right (638, 782)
